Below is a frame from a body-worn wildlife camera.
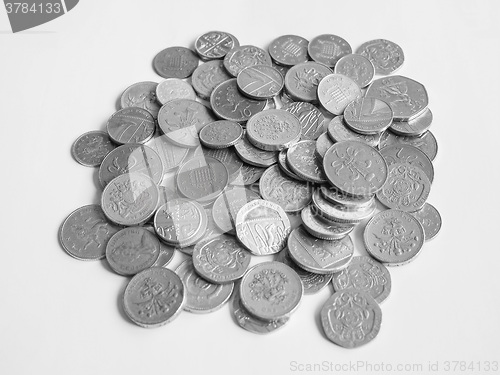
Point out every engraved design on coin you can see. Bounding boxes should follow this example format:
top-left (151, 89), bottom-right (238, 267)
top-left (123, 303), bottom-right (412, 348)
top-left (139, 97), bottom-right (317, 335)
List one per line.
top-left (212, 187), bottom-right (261, 234)
top-left (120, 81), bottom-right (161, 118)
top-left (356, 39), bottom-right (404, 75)
top-left (195, 31), bottom-right (236, 60)
top-left (334, 54), bottom-right (375, 88)
top-left (231, 164), bottom-right (266, 186)
top-left (106, 107), bottom-right (156, 145)
top-left (199, 120), bottom-right (243, 149)
top-left (380, 144), bottom-right (434, 183)
top-left (156, 78), bottom-right (196, 105)
top-left (153, 46), bottom-right (199, 79)
top-left (409, 202), bottom-right (441, 241)
top-left (192, 60), bottom-right (233, 100)
top-left (282, 102), bottom-right (325, 140)
top-left (327, 116), bottom-right (381, 148)
top-left (268, 35), bottom-right (309, 67)
top-left (321, 289), bottom-right (382, 348)
top-left (343, 97), bottom-right (393, 134)
top-left (146, 135), bottom-right (189, 172)
top-left (284, 62), bottom-right (332, 102)
top-left (250, 268), bottom-right (289, 305)
top-left (72, 131), bottom-right (115, 167)
top-left (318, 74), bottom-right (362, 116)
top-left (223, 45), bottom-right (272, 77)
top-left (379, 130), bottom-right (438, 162)
top-left (308, 34), bottom-right (352, 67)
top-left (237, 65), bottom-right (284, 99)
top-left (287, 140), bottom-right (327, 183)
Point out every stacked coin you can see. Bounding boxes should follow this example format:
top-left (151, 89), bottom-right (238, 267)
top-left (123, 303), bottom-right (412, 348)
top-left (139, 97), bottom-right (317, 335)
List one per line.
top-left (62, 32), bottom-right (441, 347)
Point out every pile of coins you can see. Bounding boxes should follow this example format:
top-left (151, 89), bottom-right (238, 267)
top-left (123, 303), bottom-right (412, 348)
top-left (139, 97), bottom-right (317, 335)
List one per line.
top-left (61, 32), bottom-right (442, 348)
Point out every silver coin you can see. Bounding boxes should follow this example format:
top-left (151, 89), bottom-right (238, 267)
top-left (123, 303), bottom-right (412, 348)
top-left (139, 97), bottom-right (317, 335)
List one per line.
top-left (356, 39), bottom-right (404, 75)
top-left (123, 267), bottom-right (185, 328)
top-left (59, 205), bottom-right (121, 261)
top-left (202, 147), bottom-right (243, 182)
top-left (158, 99), bottom-right (216, 148)
top-left (376, 162), bottom-right (431, 212)
top-left (192, 234), bottom-right (251, 284)
top-left (307, 34), bottom-right (352, 67)
top-left (365, 76), bottom-right (428, 121)
top-left (287, 226), bottom-right (354, 274)
top-left (199, 120), bottom-right (243, 149)
top-left (275, 248), bottom-right (332, 295)
top-left (146, 135), bottom-right (189, 172)
top-left (364, 209), bottom-right (425, 266)
top-left (379, 130), bottom-right (438, 161)
top-left (101, 173), bottom-right (159, 226)
top-left (71, 131), bottom-right (115, 167)
top-left (321, 289), bottom-right (382, 348)
top-left (210, 79), bottom-right (266, 123)
top-left (144, 226), bottom-right (175, 267)
top-left (98, 144), bottom-right (164, 188)
top-left (327, 116), bottom-right (381, 148)
top-left (259, 165), bottom-right (312, 213)
top-left (106, 227), bottom-right (160, 276)
top-left (212, 187), bottom-right (261, 235)
top-left (317, 73), bottom-right (362, 116)
top-left (156, 78), bottom-right (196, 105)
top-left (323, 140), bottom-right (388, 197)
top-left (176, 259), bottom-right (234, 314)
top-left (379, 143), bottom-right (434, 183)
top-left (239, 261), bottom-right (303, 320)
top-left (223, 45), bottom-right (272, 77)
top-left (234, 135), bottom-right (278, 167)
top-left (319, 185), bottom-right (374, 209)
top-left (409, 202), bottom-right (441, 241)
top-left (106, 107), bottom-right (156, 145)
top-left (235, 199), bottom-right (291, 256)
top-left (237, 64), bottom-right (284, 99)
top-left (282, 102), bottom-right (326, 140)
top-left (153, 46), bottom-right (199, 79)
top-left (311, 189), bottom-right (376, 224)
top-left (315, 132), bottom-right (335, 160)
top-left (278, 149), bottom-right (304, 181)
top-left (231, 287), bottom-right (289, 334)
top-left (334, 54), bottom-right (375, 88)
top-left (120, 81), bottom-right (161, 118)
top-left (332, 256), bottom-right (391, 303)
top-left (301, 205), bottom-right (355, 240)
top-left (231, 163), bottom-right (266, 186)
top-left (195, 31), bottom-right (237, 60)
top-left (268, 35), bottom-right (309, 67)
top-left (284, 61), bottom-right (332, 103)
top-left (343, 97), bottom-right (393, 134)
top-left (286, 140), bottom-right (328, 183)
top-left (191, 60), bottom-right (232, 100)
top-left (246, 109), bottom-right (301, 151)
top-left (390, 107), bottom-right (433, 136)
top-left (178, 207), bottom-right (224, 255)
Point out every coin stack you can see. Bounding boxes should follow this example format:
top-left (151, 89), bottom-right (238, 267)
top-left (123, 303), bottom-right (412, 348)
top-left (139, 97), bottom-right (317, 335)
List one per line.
top-left (61, 32), bottom-right (441, 347)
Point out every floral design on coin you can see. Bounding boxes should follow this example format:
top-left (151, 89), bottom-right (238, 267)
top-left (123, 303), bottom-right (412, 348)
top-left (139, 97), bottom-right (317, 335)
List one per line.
top-left (235, 199), bottom-right (291, 256)
top-left (379, 130), bottom-right (438, 161)
top-left (71, 131), bottom-right (115, 167)
top-left (308, 34), bottom-right (352, 67)
top-left (199, 120), bottom-right (243, 149)
top-left (379, 144), bottom-right (434, 183)
top-left (356, 39), bottom-right (404, 75)
top-left (123, 267), bottom-right (184, 328)
top-left (343, 97), bottom-right (393, 134)
top-left (60, 205), bottom-right (121, 260)
top-left (284, 62), bottom-right (332, 102)
top-left (287, 140), bottom-right (328, 183)
top-left (106, 107), bottom-right (156, 145)
top-left (318, 74), bottom-right (362, 116)
top-left (153, 46), bottom-right (199, 79)
top-left (410, 203), bottom-right (441, 241)
top-left (268, 35), bottom-right (309, 67)
top-left (321, 289), bottom-right (382, 348)
top-left (156, 78), bottom-right (196, 105)
top-left (327, 116), bottom-right (381, 148)
top-left (191, 60), bottom-right (232, 100)
top-left (282, 102), bottom-right (325, 140)
top-left (237, 65), bottom-right (284, 99)
top-left (195, 31), bottom-right (237, 60)
top-left (223, 45), bottom-right (272, 77)
top-left (334, 54), bottom-right (375, 88)
top-left (332, 256), bottom-right (391, 303)
top-left (121, 81), bottom-right (161, 118)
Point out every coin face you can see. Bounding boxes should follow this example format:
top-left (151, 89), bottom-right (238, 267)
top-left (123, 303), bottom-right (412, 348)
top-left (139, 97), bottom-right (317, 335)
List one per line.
top-left (153, 46), bottom-right (199, 79)
top-left (236, 199), bottom-right (291, 256)
top-left (202, 147), bottom-right (243, 182)
top-left (199, 120), bottom-right (243, 149)
top-left (60, 205), bottom-right (121, 260)
top-left (123, 267), bottom-right (185, 328)
top-left (106, 227), bottom-right (160, 276)
top-left (323, 140), bottom-right (388, 197)
top-left (210, 79), bottom-right (266, 123)
top-left (246, 109), bottom-right (301, 151)
top-left (195, 31), bottom-right (237, 60)
top-left (98, 144), bottom-right (164, 187)
top-left (146, 135), bottom-right (189, 172)
top-left (212, 187), bottom-right (261, 234)
top-left (364, 209), bottom-right (425, 265)
top-left (307, 34), bottom-right (352, 67)
top-left (237, 65), bottom-right (284, 100)
top-left (312, 189), bottom-right (377, 224)
top-left (223, 45), bottom-right (272, 77)
top-left (191, 60), bottom-right (232, 100)
top-left (101, 173), bottom-right (159, 226)
top-left (334, 54), bottom-right (375, 88)
top-left (379, 143), bottom-right (434, 183)
top-left (282, 102), bottom-right (325, 140)
top-left (301, 205), bottom-right (355, 240)
top-left (192, 235), bottom-right (251, 284)
top-left (234, 135), bottom-right (278, 168)
top-left (71, 131), bottom-right (115, 167)
top-left (284, 62), bottom-right (332, 102)
top-left (410, 202), bottom-right (441, 241)
top-left (286, 140), bottom-right (328, 183)
top-left (287, 226), bottom-right (354, 274)
top-left (321, 289), bottom-right (382, 348)
top-left (158, 99), bottom-right (217, 148)
top-left (317, 74), bottom-right (362, 116)
top-left (120, 81), bottom-right (161, 118)
top-left (106, 107), bottom-right (156, 145)
top-left (327, 116), bottom-right (381, 148)
top-left (366, 76), bottom-right (428, 121)
top-left (343, 97), bottom-right (393, 134)
top-left (356, 39), bottom-right (404, 75)
top-left (156, 78), bottom-right (196, 105)
top-left (376, 162), bottom-right (431, 212)
top-left (268, 35), bottom-right (309, 66)
top-left (379, 130), bottom-right (438, 161)
top-left (390, 108), bottom-right (433, 136)
top-left (278, 149), bottom-right (303, 181)
top-left (239, 261), bottom-right (303, 320)
top-left (176, 260), bottom-right (234, 314)
top-left (332, 256), bottom-right (392, 303)
top-left (231, 163), bottom-right (266, 186)
top-left (259, 165), bottom-right (312, 213)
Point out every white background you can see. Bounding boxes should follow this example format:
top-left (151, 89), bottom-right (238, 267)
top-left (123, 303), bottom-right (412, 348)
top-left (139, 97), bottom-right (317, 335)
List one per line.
top-left (1, 1), bottom-right (499, 374)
